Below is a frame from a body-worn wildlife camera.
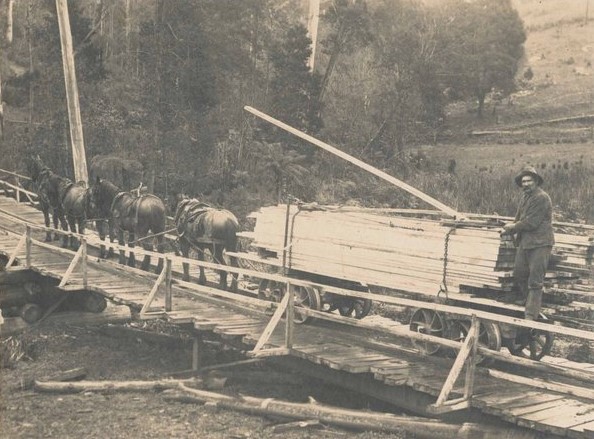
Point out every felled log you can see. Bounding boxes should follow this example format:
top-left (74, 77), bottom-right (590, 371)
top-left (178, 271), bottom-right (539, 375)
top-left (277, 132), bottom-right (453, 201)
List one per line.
top-left (34, 377), bottom-right (204, 394)
top-left (16, 367), bottom-right (88, 391)
top-left (172, 384), bottom-right (537, 439)
top-left (270, 419), bottom-right (321, 433)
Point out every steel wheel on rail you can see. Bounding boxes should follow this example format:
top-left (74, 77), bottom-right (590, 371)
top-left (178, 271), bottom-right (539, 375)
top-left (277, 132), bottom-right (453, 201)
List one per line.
top-left (445, 319), bottom-right (501, 365)
top-left (337, 298), bottom-right (373, 319)
top-left (409, 308), bottom-right (447, 356)
top-left (504, 315), bottom-right (554, 361)
top-left (257, 280), bottom-right (321, 324)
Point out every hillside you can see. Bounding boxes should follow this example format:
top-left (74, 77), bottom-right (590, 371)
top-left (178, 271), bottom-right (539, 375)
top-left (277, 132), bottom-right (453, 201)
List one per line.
top-left (445, 0), bottom-right (593, 133)
top-left (417, 0), bottom-right (594, 175)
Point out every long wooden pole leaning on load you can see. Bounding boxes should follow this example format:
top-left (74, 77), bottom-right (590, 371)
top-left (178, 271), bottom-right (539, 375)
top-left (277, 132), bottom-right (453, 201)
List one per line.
top-left (244, 106), bottom-right (460, 218)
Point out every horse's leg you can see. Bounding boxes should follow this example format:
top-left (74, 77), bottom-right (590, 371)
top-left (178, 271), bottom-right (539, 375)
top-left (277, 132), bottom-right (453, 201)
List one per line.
top-left (227, 244), bottom-right (239, 293)
top-left (118, 229), bottom-right (126, 265)
top-left (52, 209), bottom-right (61, 241)
top-left (137, 229), bottom-right (151, 271)
top-left (128, 231), bottom-right (136, 268)
top-left (42, 208), bottom-right (52, 242)
top-left (213, 244), bottom-right (228, 290)
top-left (197, 246), bottom-right (207, 285)
top-left (140, 239), bottom-right (152, 271)
top-left (77, 217), bottom-right (85, 250)
top-left (155, 235), bottom-right (164, 274)
top-left (180, 239), bottom-right (191, 282)
top-left (107, 221), bottom-right (115, 258)
top-left (97, 220), bottom-right (107, 258)
top-left (67, 215), bottom-right (78, 249)
top-left (58, 210), bottom-right (69, 248)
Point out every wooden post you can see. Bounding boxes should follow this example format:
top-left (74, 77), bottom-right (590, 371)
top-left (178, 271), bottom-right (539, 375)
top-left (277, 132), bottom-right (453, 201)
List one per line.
top-left (15, 176), bottom-right (20, 203)
top-left (139, 264), bottom-right (167, 316)
top-left (164, 258), bottom-right (172, 312)
top-left (7, 232), bottom-right (26, 268)
top-left (281, 200), bottom-right (291, 275)
top-left (192, 336), bottom-right (201, 371)
top-left (252, 291), bottom-right (290, 352)
top-left (25, 225), bottom-right (32, 267)
top-left (429, 315), bottom-right (479, 413)
top-left (285, 282), bottom-right (294, 349)
top-left (55, 0), bottom-right (88, 183)
top-left (306, 0), bottom-right (320, 70)
top-left (81, 238), bottom-right (88, 289)
top-left (244, 106), bottom-right (461, 218)
top-left (58, 245), bottom-right (84, 288)
top-left (463, 315), bottom-right (479, 400)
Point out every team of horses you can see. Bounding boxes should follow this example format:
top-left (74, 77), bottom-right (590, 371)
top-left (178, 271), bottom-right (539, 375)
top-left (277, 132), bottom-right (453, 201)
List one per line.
top-left (25, 156), bottom-right (239, 290)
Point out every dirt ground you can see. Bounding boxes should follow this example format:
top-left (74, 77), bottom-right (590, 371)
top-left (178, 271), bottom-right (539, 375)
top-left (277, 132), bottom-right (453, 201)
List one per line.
top-left (0, 317), bottom-right (414, 439)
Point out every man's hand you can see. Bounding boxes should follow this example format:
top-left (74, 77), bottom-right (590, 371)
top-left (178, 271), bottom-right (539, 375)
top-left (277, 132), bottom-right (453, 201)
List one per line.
top-left (501, 222), bottom-right (515, 234)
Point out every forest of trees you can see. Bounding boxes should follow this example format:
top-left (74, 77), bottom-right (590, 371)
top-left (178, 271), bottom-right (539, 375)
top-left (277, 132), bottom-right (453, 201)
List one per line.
top-left (0, 0), bottom-right (526, 218)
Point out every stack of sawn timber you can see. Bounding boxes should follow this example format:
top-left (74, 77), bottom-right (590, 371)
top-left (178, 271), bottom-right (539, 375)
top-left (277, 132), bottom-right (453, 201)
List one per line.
top-left (241, 205), bottom-right (594, 300)
top-left (547, 232), bottom-right (594, 293)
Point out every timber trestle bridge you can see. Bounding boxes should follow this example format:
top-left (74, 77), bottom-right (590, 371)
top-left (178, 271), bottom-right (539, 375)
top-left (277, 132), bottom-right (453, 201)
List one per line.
top-left (1, 175), bottom-right (594, 438)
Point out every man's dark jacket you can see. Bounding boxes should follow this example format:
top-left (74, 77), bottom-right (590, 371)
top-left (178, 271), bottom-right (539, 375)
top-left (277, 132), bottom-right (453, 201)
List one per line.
top-left (512, 187), bottom-right (555, 249)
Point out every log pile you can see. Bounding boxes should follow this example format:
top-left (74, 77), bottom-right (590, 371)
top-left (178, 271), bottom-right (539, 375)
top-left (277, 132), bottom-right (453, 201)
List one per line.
top-left (240, 205), bottom-right (594, 301)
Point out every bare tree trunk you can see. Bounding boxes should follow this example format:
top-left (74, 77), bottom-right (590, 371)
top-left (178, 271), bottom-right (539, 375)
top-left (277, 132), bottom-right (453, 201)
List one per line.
top-left (56, 0), bottom-right (89, 183)
top-left (125, 0), bottom-right (131, 68)
top-left (27, 5), bottom-right (34, 143)
top-left (5, 0), bottom-right (14, 43)
top-left (152, 0), bottom-right (165, 194)
top-left (318, 24), bottom-right (346, 104)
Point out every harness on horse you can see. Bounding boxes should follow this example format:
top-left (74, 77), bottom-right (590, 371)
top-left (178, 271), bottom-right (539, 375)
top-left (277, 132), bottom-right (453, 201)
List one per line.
top-left (175, 199), bottom-right (211, 238)
top-left (110, 191), bottom-right (162, 227)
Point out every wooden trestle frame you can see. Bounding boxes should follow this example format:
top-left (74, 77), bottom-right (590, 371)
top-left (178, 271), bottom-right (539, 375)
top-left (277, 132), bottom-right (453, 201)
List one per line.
top-left (4, 217), bottom-right (594, 415)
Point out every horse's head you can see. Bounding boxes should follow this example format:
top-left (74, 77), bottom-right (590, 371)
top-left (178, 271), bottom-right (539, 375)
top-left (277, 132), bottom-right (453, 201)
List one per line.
top-left (89, 177), bottom-right (116, 217)
top-left (26, 155), bottom-right (46, 182)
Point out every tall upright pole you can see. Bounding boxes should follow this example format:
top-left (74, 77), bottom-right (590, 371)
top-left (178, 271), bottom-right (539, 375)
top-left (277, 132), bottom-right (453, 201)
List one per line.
top-left (56, 0), bottom-right (88, 183)
top-left (307, 0), bottom-right (320, 71)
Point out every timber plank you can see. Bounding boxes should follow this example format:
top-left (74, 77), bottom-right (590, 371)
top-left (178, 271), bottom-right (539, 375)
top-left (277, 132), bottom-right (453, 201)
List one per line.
top-left (516, 399), bottom-right (585, 422)
top-left (491, 393), bottom-right (565, 411)
top-left (569, 420), bottom-right (594, 439)
top-left (336, 354), bottom-right (395, 373)
top-left (495, 399), bottom-right (569, 423)
top-left (473, 389), bottom-right (533, 409)
top-left (318, 349), bottom-right (384, 369)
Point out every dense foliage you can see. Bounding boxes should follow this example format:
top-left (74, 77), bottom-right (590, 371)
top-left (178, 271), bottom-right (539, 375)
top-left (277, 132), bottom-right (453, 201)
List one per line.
top-left (0, 0), bottom-right (531, 219)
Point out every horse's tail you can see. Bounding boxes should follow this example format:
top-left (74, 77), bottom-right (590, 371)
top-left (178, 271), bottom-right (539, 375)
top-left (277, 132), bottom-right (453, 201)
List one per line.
top-left (222, 214), bottom-right (239, 252)
top-left (141, 197), bottom-right (167, 233)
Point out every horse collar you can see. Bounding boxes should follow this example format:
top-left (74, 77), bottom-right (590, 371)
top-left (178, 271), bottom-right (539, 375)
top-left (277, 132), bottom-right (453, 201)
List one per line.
top-left (110, 191), bottom-right (126, 212)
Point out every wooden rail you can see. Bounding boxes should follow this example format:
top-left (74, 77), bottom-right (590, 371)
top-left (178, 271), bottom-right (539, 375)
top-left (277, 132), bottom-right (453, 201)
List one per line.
top-left (4, 186), bottom-right (594, 419)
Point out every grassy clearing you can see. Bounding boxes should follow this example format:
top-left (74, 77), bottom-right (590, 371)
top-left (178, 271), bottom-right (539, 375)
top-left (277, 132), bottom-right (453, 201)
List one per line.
top-left (406, 2), bottom-right (594, 223)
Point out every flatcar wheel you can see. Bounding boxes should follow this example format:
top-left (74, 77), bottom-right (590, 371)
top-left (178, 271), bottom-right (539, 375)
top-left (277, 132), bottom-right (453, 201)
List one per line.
top-left (292, 285), bottom-right (321, 324)
top-left (257, 279), bottom-right (284, 302)
top-left (505, 328), bottom-right (554, 361)
top-left (409, 308), bottom-right (446, 356)
top-left (257, 280), bottom-right (320, 324)
top-left (445, 320), bottom-right (501, 365)
top-left (504, 313), bottom-right (555, 361)
top-left (338, 298), bottom-right (373, 319)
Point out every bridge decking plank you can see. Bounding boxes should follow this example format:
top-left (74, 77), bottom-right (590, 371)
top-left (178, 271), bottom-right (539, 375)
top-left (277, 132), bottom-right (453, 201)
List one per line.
top-left (4, 195), bottom-right (594, 438)
top-left (569, 420), bottom-right (594, 439)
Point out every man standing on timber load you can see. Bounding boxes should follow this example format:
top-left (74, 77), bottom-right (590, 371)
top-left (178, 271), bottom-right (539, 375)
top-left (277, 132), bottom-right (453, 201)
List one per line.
top-left (502, 166), bottom-right (555, 320)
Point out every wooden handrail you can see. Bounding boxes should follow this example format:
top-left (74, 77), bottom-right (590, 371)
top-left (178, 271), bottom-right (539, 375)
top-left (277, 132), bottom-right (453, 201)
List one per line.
top-left (0, 168), bottom-right (31, 180)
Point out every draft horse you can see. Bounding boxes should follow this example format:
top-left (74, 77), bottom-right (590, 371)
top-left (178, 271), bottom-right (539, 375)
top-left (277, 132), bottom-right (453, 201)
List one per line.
top-left (89, 177), bottom-right (166, 272)
top-left (25, 156), bottom-right (67, 243)
top-left (174, 196), bottom-right (239, 291)
top-left (57, 178), bottom-right (91, 249)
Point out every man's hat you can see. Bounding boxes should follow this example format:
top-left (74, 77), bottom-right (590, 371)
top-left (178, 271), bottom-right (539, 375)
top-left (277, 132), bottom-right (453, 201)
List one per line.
top-left (514, 166), bottom-right (543, 187)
